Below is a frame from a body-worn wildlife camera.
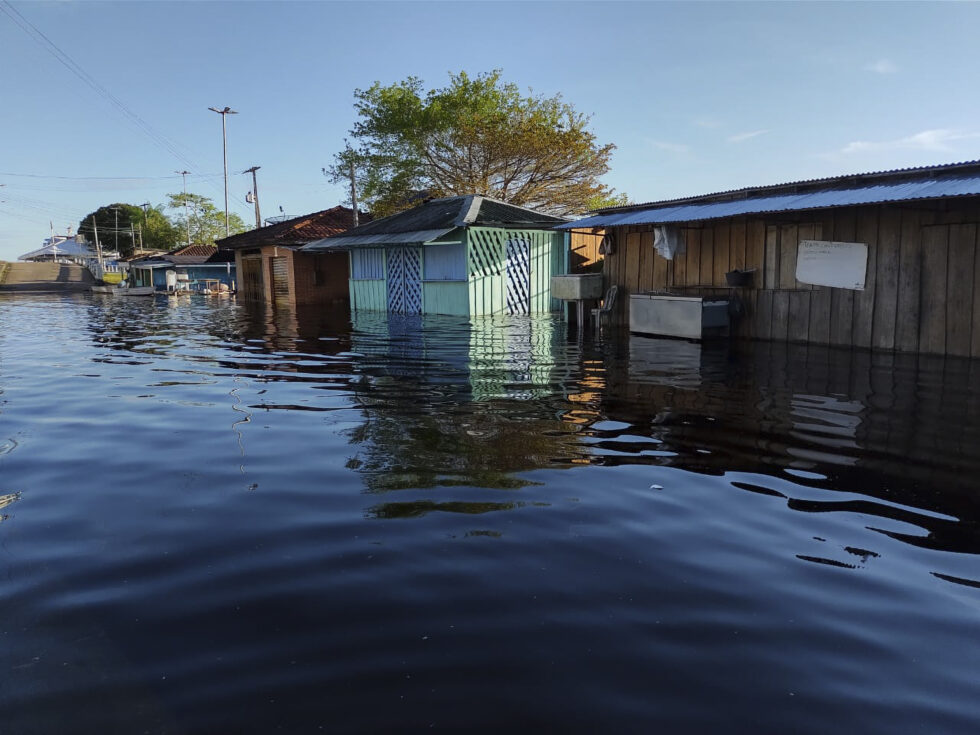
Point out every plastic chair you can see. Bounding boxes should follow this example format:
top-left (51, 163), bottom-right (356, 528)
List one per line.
top-left (591, 285), bottom-right (619, 330)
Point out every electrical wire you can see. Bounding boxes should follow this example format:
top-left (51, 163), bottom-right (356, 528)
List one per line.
top-left (0, 1), bottom-right (202, 172)
top-left (0, 2), bottom-right (250, 215)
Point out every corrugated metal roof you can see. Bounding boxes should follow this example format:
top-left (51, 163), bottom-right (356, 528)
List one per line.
top-left (215, 206), bottom-right (364, 249)
top-left (558, 173), bottom-right (980, 229)
top-left (305, 228), bottom-right (458, 251)
top-left (132, 260), bottom-right (232, 269)
top-left (304, 195), bottom-right (567, 251)
top-left (592, 159), bottom-right (980, 214)
top-left (473, 198), bottom-right (567, 227)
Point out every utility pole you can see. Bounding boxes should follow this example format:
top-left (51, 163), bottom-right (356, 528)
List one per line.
top-left (140, 202), bottom-right (150, 250)
top-left (349, 159), bottom-right (359, 228)
top-left (208, 106), bottom-right (238, 237)
top-left (243, 165), bottom-right (262, 228)
top-left (175, 170), bottom-right (191, 245)
top-left (91, 214), bottom-right (103, 270)
top-left (130, 223), bottom-right (138, 255)
top-left (111, 206), bottom-right (120, 254)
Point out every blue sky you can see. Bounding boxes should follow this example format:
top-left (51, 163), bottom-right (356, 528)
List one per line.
top-left (2, 1), bottom-right (979, 260)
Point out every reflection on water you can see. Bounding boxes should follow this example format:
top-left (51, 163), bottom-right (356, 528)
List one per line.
top-left (0, 292), bottom-right (979, 734)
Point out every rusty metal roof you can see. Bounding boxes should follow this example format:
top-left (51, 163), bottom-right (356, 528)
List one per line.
top-left (561, 160), bottom-right (980, 229)
top-left (216, 206), bottom-right (365, 249)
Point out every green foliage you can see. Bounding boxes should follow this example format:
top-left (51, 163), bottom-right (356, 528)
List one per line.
top-left (78, 203), bottom-right (179, 256)
top-left (326, 70), bottom-right (624, 217)
top-left (587, 191), bottom-right (631, 211)
top-left (167, 192), bottom-right (247, 246)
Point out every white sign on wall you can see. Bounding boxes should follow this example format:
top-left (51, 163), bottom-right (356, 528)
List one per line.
top-left (796, 240), bottom-right (868, 290)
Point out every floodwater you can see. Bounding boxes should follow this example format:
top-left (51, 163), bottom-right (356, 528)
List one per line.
top-left (1, 293), bottom-right (978, 734)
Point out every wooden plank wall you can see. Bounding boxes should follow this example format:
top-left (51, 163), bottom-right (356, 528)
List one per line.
top-left (568, 228), bottom-right (605, 273)
top-left (604, 199), bottom-right (980, 357)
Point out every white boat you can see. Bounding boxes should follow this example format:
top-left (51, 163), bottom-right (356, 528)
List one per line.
top-left (91, 284), bottom-right (156, 296)
top-left (116, 286), bottom-right (156, 296)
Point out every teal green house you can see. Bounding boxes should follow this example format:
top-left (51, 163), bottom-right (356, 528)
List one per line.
top-left (303, 196), bottom-right (568, 316)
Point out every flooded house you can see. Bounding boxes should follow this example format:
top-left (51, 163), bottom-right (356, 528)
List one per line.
top-left (561, 160), bottom-right (980, 357)
top-left (129, 244), bottom-right (236, 291)
top-left (303, 196), bottom-right (568, 316)
top-left (215, 206), bottom-right (362, 308)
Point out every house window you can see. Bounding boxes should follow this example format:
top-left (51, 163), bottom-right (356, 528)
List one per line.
top-left (424, 243), bottom-right (466, 281)
top-left (351, 248), bottom-right (384, 279)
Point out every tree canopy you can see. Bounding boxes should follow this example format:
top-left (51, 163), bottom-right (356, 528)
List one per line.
top-left (78, 194), bottom-right (248, 255)
top-left (78, 203), bottom-right (178, 256)
top-left (167, 193), bottom-right (247, 246)
top-left (325, 70), bottom-right (625, 217)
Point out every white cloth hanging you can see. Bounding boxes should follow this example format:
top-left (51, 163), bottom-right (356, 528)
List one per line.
top-left (653, 226), bottom-right (685, 260)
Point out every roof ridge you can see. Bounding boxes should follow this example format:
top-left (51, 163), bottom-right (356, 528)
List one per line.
top-left (457, 195), bottom-right (483, 225)
top-left (594, 158), bottom-right (980, 214)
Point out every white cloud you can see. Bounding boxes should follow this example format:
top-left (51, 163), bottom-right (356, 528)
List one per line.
top-left (693, 117), bottom-right (723, 129)
top-left (841, 129), bottom-right (980, 154)
top-left (728, 129), bottom-right (769, 143)
top-left (648, 139), bottom-right (690, 154)
top-left (865, 59), bottom-right (899, 74)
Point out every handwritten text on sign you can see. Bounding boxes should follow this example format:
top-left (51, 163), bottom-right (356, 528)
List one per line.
top-left (796, 240), bottom-right (868, 290)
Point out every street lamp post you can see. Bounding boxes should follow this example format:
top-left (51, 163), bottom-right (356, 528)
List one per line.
top-left (207, 106), bottom-right (238, 237)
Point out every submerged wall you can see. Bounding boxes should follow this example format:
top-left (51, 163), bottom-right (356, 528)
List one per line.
top-left (348, 229), bottom-right (565, 316)
top-left (235, 246), bottom-right (349, 307)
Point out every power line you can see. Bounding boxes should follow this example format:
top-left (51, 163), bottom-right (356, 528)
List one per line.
top-left (0, 0), bottom-right (203, 172)
top-left (0, 2), bottom-right (256, 221)
top-left (0, 171), bottom-right (221, 181)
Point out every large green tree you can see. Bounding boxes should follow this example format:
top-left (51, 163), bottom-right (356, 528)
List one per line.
top-left (78, 203), bottom-right (179, 256)
top-left (325, 70), bottom-right (625, 217)
top-left (167, 192), bottom-right (247, 246)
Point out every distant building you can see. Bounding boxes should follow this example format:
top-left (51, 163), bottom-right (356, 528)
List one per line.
top-left (215, 206), bottom-right (364, 308)
top-left (304, 196), bottom-right (568, 316)
top-left (20, 234), bottom-right (94, 263)
top-left (129, 244), bottom-right (236, 291)
top-left (19, 232), bottom-right (124, 278)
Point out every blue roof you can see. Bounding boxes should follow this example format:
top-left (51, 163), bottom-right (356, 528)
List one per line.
top-left (559, 166), bottom-right (980, 229)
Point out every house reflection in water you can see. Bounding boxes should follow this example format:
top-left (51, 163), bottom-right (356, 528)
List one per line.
top-left (342, 313), bottom-right (590, 518)
top-left (595, 335), bottom-right (980, 556)
top-left (227, 301), bottom-right (979, 555)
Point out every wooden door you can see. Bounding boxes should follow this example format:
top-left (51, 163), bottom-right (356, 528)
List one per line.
top-left (240, 256), bottom-right (263, 300)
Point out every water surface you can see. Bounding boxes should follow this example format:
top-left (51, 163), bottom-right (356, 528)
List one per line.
top-left (1, 293), bottom-right (978, 733)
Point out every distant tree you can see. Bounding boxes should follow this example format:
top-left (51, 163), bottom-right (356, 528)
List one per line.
top-left (587, 191), bottom-right (631, 212)
top-left (167, 192), bottom-right (247, 245)
top-left (78, 203), bottom-right (178, 256)
top-left (324, 70), bottom-right (625, 217)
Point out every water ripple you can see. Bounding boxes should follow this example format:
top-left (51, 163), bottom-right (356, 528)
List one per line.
top-left (0, 294), bottom-right (978, 734)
